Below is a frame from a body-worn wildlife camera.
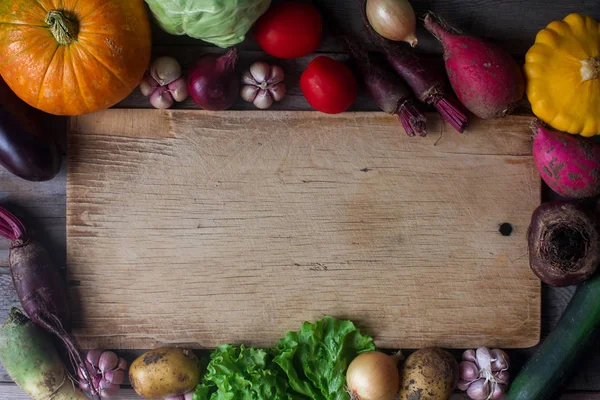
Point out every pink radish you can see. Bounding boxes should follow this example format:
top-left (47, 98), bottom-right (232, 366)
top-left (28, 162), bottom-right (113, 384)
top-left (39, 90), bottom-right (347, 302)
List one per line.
top-left (424, 12), bottom-right (524, 119)
top-left (532, 120), bottom-right (600, 199)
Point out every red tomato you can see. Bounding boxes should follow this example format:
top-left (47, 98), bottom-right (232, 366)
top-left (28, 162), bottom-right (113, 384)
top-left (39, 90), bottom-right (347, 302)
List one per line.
top-left (300, 56), bottom-right (358, 114)
top-left (254, 2), bottom-right (322, 59)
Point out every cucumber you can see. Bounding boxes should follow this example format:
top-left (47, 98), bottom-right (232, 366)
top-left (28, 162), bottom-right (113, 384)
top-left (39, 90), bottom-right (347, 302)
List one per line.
top-left (508, 273), bottom-right (600, 399)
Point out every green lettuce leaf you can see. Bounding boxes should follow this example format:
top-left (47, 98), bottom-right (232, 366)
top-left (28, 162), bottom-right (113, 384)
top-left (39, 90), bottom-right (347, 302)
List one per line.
top-left (193, 317), bottom-right (375, 400)
top-left (144, 0), bottom-right (272, 48)
top-left (193, 344), bottom-right (291, 400)
top-left (272, 316), bottom-right (376, 400)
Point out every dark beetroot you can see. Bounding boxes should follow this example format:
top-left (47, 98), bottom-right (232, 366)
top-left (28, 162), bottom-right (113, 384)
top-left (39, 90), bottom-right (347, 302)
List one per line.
top-left (0, 206), bottom-right (97, 397)
top-left (344, 38), bottom-right (427, 137)
top-left (528, 201), bottom-right (600, 287)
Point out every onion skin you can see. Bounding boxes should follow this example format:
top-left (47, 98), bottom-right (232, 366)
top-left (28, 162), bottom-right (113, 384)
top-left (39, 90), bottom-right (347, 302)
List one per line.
top-left (424, 12), bottom-right (524, 119)
top-left (346, 351), bottom-right (400, 400)
top-left (188, 48), bottom-right (240, 111)
top-left (366, 0), bottom-right (418, 47)
top-left (528, 201), bottom-right (600, 287)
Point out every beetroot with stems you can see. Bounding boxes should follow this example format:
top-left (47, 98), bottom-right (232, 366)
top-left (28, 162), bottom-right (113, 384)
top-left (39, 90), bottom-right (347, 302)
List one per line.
top-left (528, 201), bottom-right (600, 287)
top-left (0, 206), bottom-right (97, 397)
top-left (188, 48), bottom-right (240, 111)
top-left (358, 0), bottom-right (468, 133)
top-left (423, 12), bottom-right (524, 119)
top-left (385, 48), bottom-right (469, 133)
top-left (344, 38), bottom-right (427, 137)
top-left (532, 120), bottom-right (600, 199)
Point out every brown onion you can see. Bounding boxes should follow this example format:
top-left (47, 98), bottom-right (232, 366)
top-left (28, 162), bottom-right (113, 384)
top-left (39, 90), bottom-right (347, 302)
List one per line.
top-left (346, 351), bottom-right (401, 400)
top-left (366, 0), bottom-right (418, 47)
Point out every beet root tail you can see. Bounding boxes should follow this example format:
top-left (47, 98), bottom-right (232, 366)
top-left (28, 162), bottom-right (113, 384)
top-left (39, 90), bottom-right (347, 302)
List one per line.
top-left (432, 95), bottom-right (469, 133)
top-left (0, 206), bottom-right (26, 242)
top-left (36, 315), bottom-right (99, 399)
top-left (396, 102), bottom-right (427, 137)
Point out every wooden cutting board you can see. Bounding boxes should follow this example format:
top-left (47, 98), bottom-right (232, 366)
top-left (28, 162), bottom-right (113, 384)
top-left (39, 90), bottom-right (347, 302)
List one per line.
top-left (67, 110), bottom-right (541, 350)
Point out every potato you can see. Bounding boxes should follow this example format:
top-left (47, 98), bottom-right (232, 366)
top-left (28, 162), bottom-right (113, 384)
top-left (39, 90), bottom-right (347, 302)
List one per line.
top-left (129, 347), bottom-right (201, 399)
top-left (398, 348), bottom-right (458, 400)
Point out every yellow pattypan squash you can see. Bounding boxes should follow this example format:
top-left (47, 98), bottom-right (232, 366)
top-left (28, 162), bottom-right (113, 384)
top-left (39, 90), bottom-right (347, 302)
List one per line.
top-left (524, 13), bottom-right (600, 137)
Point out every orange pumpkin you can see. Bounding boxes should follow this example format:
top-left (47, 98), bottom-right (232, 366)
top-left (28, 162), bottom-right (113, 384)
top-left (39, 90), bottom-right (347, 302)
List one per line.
top-left (0, 1), bottom-right (151, 116)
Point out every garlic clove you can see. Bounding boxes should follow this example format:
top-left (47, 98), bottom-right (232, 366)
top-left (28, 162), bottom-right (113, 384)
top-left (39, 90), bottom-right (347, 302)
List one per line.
top-left (140, 74), bottom-right (159, 97)
top-left (242, 70), bottom-right (257, 86)
top-left (269, 83), bottom-right (286, 102)
top-left (249, 61), bottom-right (270, 83)
top-left (466, 379), bottom-right (490, 400)
top-left (168, 77), bottom-right (189, 102)
top-left (462, 349), bottom-right (477, 363)
top-left (268, 65), bottom-right (285, 84)
top-left (490, 383), bottom-right (505, 399)
top-left (494, 369), bottom-right (510, 384)
top-left (253, 89), bottom-right (273, 109)
top-left (476, 347), bottom-right (492, 371)
top-left (490, 349), bottom-right (510, 372)
top-left (459, 360), bottom-right (479, 382)
top-left (149, 86), bottom-right (175, 109)
top-left (150, 56), bottom-right (182, 86)
top-left (457, 379), bottom-right (471, 391)
top-left (241, 85), bottom-right (260, 102)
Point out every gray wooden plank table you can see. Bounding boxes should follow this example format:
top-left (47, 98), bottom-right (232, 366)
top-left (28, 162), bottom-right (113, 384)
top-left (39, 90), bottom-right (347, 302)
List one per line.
top-left (1, 0), bottom-right (600, 398)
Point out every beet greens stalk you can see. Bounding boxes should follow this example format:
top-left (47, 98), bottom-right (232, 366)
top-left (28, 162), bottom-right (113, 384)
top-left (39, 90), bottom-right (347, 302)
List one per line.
top-left (360, 0), bottom-right (469, 132)
top-left (385, 46), bottom-right (469, 132)
top-left (344, 38), bottom-right (427, 137)
top-left (0, 206), bottom-right (97, 398)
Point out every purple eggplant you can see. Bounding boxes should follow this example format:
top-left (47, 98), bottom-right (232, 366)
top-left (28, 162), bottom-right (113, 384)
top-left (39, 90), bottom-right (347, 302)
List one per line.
top-left (0, 78), bottom-right (61, 181)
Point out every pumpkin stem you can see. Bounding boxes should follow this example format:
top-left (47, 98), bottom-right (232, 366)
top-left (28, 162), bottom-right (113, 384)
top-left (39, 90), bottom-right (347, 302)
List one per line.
top-left (46, 10), bottom-right (78, 46)
top-left (581, 56), bottom-right (600, 82)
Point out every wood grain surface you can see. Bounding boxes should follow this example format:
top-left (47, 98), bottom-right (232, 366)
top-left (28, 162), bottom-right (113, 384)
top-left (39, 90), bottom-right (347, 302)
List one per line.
top-left (3, 0), bottom-right (600, 395)
top-left (66, 110), bottom-right (540, 350)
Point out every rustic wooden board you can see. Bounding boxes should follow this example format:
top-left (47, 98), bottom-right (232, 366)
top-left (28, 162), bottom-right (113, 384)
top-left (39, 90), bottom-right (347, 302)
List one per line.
top-left (67, 110), bottom-right (540, 350)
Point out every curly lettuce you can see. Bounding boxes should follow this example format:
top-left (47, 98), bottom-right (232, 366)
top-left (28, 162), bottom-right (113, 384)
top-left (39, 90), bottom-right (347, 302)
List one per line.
top-left (145, 0), bottom-right (272, 48)
top-left (194, 344), bottom-right (291, 400)
top-left (194, 317), bottom-right (375, 400)
top-left (272, 317), bottom-right (376, 400)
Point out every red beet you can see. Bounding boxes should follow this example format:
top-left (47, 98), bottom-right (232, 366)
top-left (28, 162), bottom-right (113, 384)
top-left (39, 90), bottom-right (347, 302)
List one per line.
top-left (532, 120), bottom-right (600, 199)
top-left (0, 206), bottom-right (97, 398)
top-left (344, 38), bottom-right (427, 137)
top-left (528, 201), bottom-right (600, 287)
top-left (424, 12), bottom-right (524, 119)
top-left (357, 0), bottom-right (468, 133)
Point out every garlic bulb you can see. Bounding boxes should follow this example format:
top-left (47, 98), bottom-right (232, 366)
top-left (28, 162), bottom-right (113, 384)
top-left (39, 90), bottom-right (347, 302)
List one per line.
top-left (458, 348), bottom-right (510, 400)
top-left (140, 57), bottom-right (188, 109)
top-left (241, 62), bottom-right (286, 109)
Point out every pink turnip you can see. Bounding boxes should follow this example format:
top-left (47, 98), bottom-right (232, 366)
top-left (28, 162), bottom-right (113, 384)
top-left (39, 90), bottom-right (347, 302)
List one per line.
top-left (532, 120), bottom-right (600, 199)
top-left (424, 12), bottom-right (524, 119)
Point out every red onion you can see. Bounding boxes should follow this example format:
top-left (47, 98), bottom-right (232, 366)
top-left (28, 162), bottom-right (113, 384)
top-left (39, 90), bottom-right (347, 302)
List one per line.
top-left (188, 48), bottom-right (240, 111)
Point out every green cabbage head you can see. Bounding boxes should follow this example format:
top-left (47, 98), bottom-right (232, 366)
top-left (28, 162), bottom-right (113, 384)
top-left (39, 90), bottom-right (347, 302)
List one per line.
top-left (145, 0), bottom-right (272, 48)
